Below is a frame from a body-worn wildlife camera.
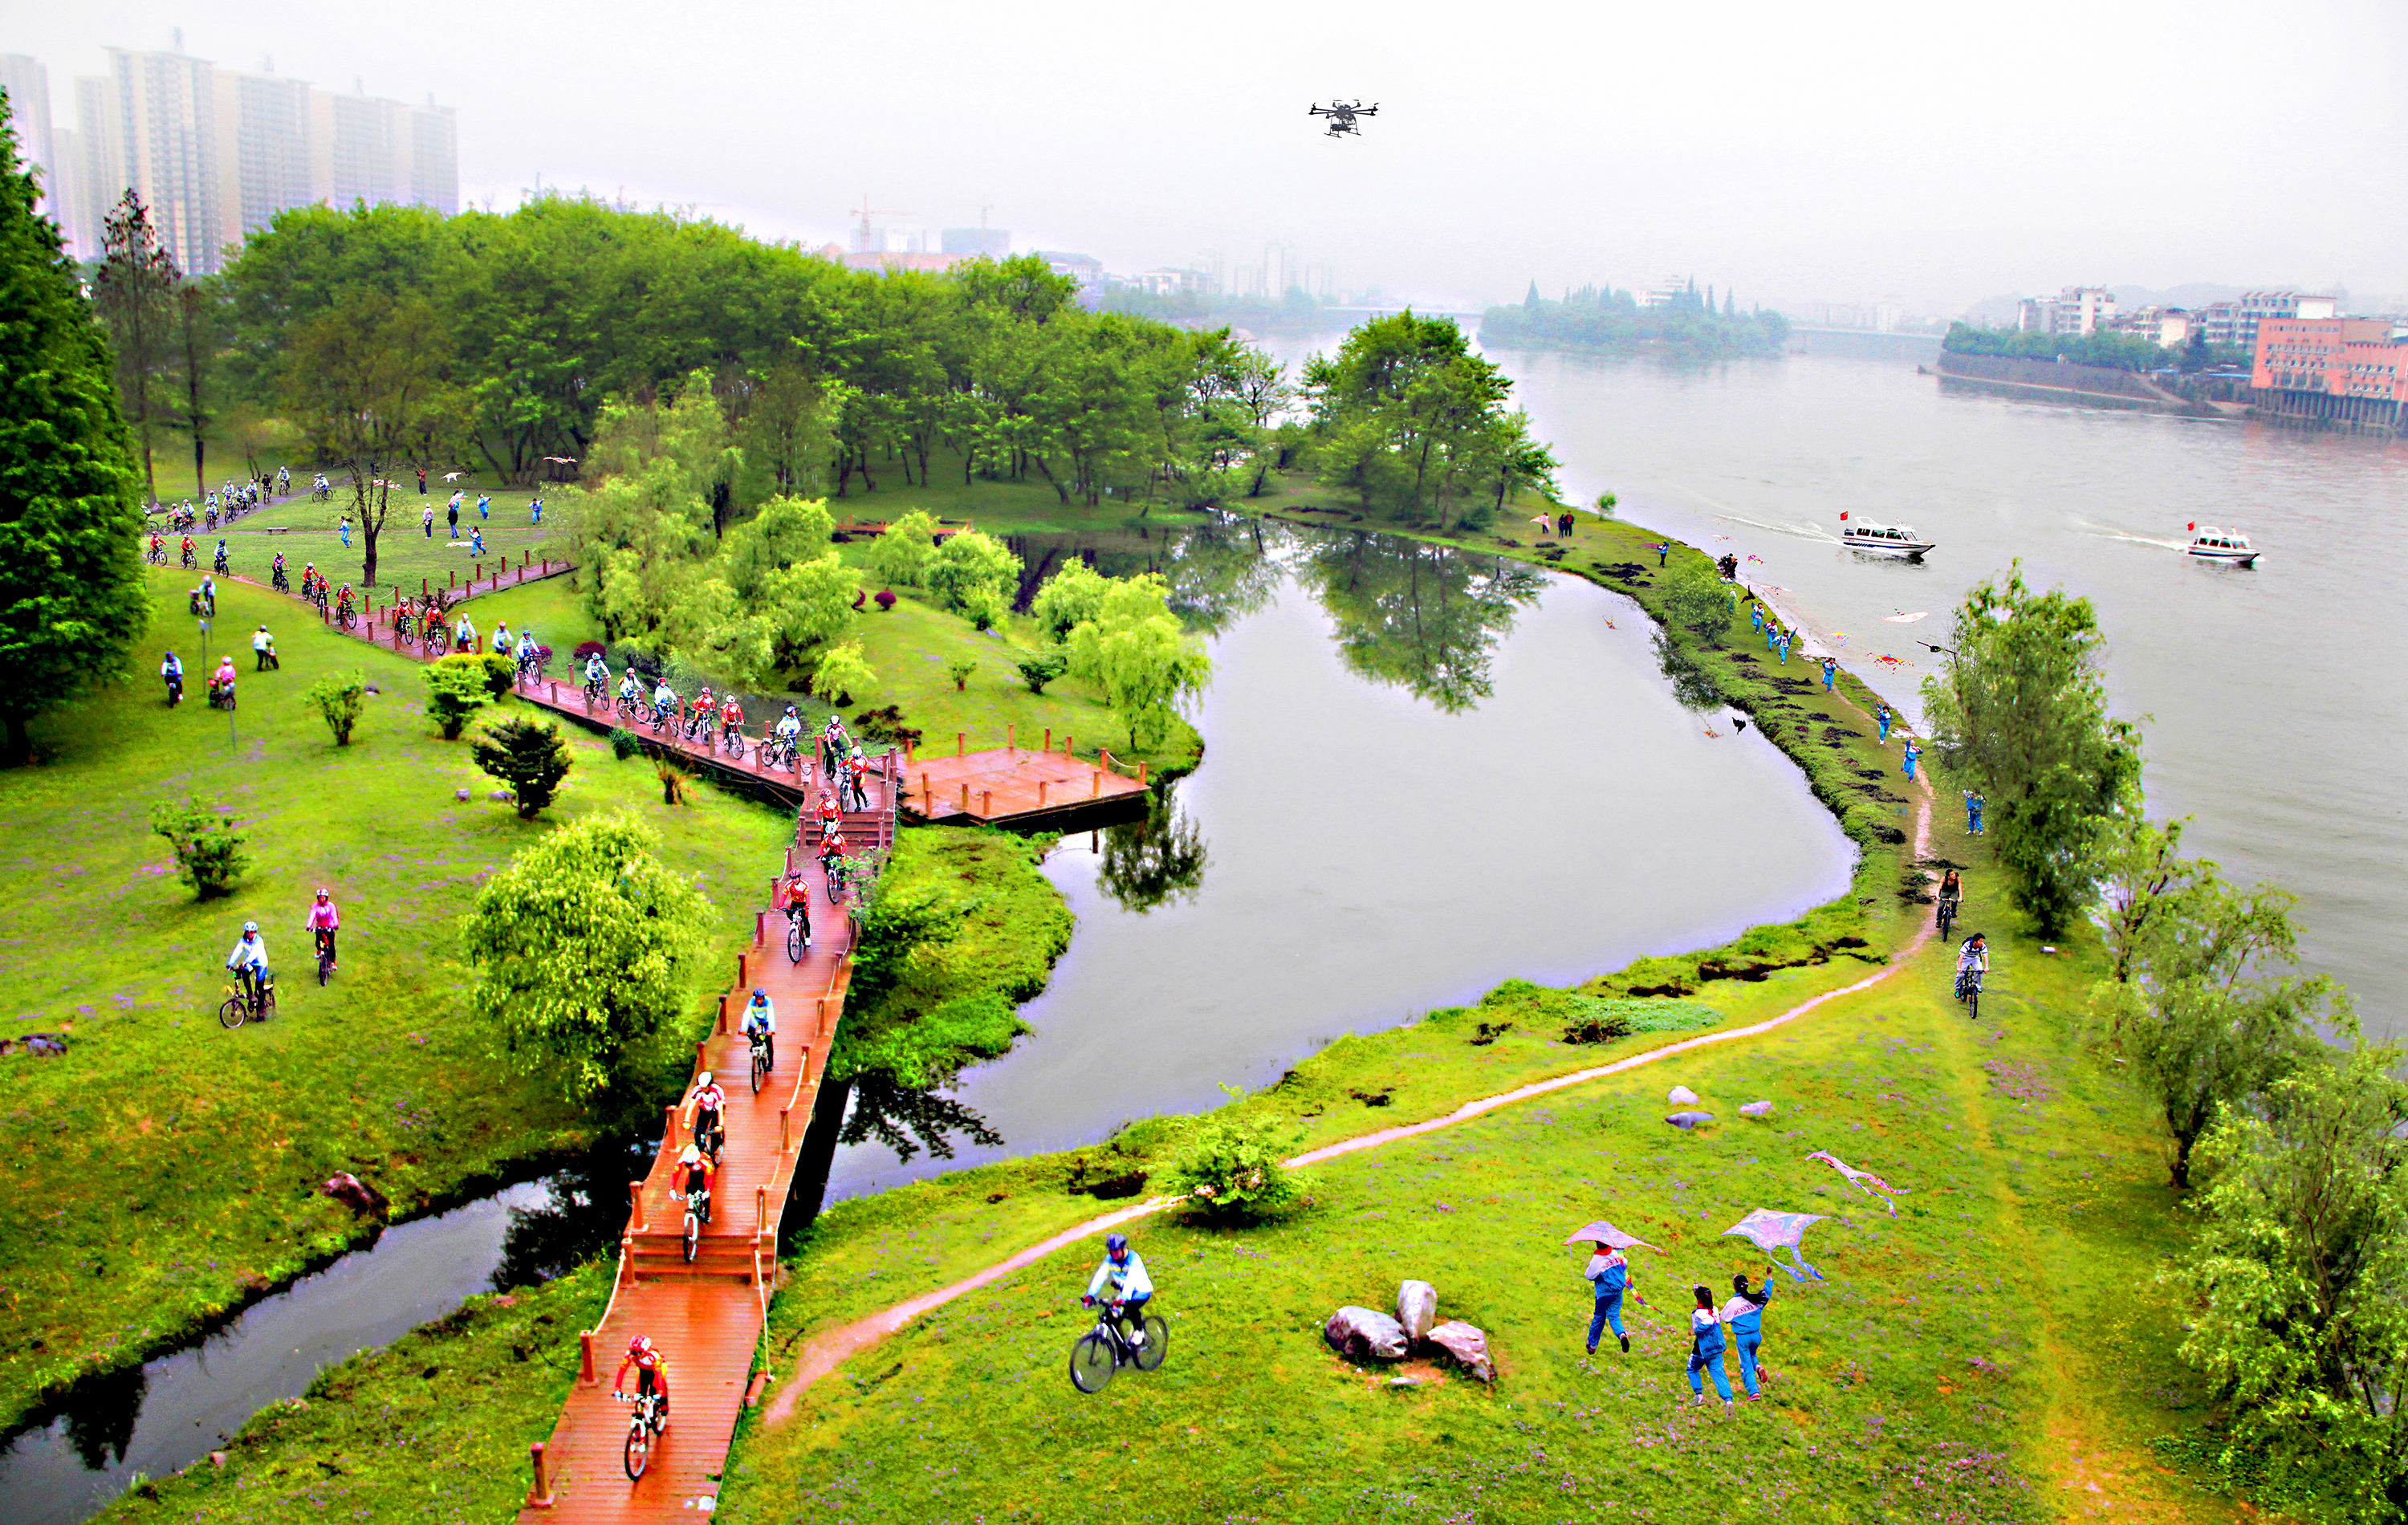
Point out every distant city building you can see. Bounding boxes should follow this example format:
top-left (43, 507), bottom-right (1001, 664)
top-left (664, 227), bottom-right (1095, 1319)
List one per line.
top-left (1122, 267), bottom-right (1211, 297)
top-left (2017, 286), bottom-right (2117, 337)
top-left (2105, 305), bottom-right (2193, 348)
top-left (2251, 315), bottom-right (2405, 430)
top-left (941, 226), bottom-right (1010, 258)
top-left (0, 55), bottom-right (58, 221)
top-left (1637, 276), bottom-right (1690, 309)
top-left (14, 43), bottom-right (457, 270)
top-left (843, 250), bottom-right (962, 274)
top-left (2195, 291), bottom-right (2337, 352)
top-left (1035, 250), bottom-right (1104, 293)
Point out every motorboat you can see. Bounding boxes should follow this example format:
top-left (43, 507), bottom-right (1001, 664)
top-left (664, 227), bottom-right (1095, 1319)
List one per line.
top-left (2185, 524), bottom-right (2260, 567)
top-left (1838, 514), bottom-right (1934, 557)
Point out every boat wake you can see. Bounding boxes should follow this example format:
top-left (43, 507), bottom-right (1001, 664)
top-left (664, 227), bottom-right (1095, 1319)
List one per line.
top-left (2073, 519), bottom-right (2187, 552)
top-left (1712, 512), bottom-right (1841, 545)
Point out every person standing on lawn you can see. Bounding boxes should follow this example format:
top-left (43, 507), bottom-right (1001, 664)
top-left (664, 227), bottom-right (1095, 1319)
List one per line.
top-left (1686, 1285), bottom-right (1733, 1410)
top-left (1721, 1272), bottom-right (1773, 1399)
top-left (1584, 1243), bottom-right (1636, 1355)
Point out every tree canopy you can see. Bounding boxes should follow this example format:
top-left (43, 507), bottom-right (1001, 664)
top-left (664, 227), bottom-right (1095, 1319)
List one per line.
top-left (1481, 283), bottom-right (1789, 359)
top-left (0, 95), bottom-right (150, 762)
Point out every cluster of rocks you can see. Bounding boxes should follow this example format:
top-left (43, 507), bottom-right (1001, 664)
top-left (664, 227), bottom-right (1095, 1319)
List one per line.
top-left (1323, 1279), bottom-right (1494, 1382)
top-left (1663, 1085), bottom-right (1774, 1129)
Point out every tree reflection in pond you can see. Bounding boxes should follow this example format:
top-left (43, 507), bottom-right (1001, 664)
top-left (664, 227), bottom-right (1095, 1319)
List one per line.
top-left (836, 1074), bottom-right (1004, 1165)
top-left (1096, 783), bottom-right (1206, 913)
top-left (489, 1133), bottom-right (655, 1291)
top-left (1297, 531), bottom-right (1545, 712)
top-left (1653, 629), bottom-right (1727, 713)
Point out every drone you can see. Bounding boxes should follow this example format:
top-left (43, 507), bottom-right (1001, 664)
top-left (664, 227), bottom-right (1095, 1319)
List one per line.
top-left (1308, 100), bottom-right (1378, 137)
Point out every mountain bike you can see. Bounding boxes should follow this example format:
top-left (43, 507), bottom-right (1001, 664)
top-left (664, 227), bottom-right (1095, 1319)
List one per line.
top-left (749, 1027), bottom-right (773, 1094)
top-left (824, 857), bottom-right (850, 906)
top-left (1068, 1299), bottom-right (1168, 1394)
top-left (673, 1181), bottom-right (711, 1263)
top-left (270, 565), bottom-right (289, 592)
top-left (584, 677), bottom-right (607, 709)
top-left (146, 543), bottom-right (167, 566)
top-left (312, 927), bottom-right (336, 986)
top-left (1936, 894), bottom-right (1959, 940)
top-left (218, 970), bottom-right (276, 1030)
top-left (1954, 968), bottom-right (1983, 1023)
top-left (613, 1389), bottom-right (667, 1479)
top-left (784, 903), bottom-right (810, 964)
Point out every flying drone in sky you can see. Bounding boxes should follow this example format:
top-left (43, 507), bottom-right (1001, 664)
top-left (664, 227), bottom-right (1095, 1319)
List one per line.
top-left (1308, 100), bottom-right (1378, 137)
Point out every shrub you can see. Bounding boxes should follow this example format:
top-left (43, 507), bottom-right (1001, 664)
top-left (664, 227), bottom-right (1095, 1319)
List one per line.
top-left (306, 671), bottom-right (367, 746)
top-left (852, 706), bottom-right (923, 750)
top-left (1016, 651), bottom-right (1068, 694)
top-left (423, 661), bottom-right (491, 739)
top-left (607, 727), bottom-right (641, 761)
top-left (946, 657), bottom-right (978, 692)
top-left (873, 588), bottom-right (896, 612)
top-left (1165, 1108), bottom-right (1304, 1224)
top-left (573, 640), bottom-right (606, 661)
top-left (1595, 491), bottom-right (1618, 517)
top-left (811, 640), bottom-right (877, 706)
top-left (148, 796), bottom-right (250, 900)
top-left (477, 651), bottom-right (517, 697)
top-left (470, 716), bottom-right (574, 818)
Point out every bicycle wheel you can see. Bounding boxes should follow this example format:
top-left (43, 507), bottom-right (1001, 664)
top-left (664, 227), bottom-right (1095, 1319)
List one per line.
top-left (1966, 986), bottom-right (1980, 1023)
top-left (317, 955), bottom-right (330, 986)
top-left (217, 995), bottom-right (247, 1031)
top-left (623, 1421), bottom-right (649, 1480)
top-left (682, 1209), bottom-right (699, 1263)
top-left (1133, 1315), bottom-right (1169, 1372)
top-left (1937, 900), bottom-right (1955, 938)
top-left (787, 918), bottom-right (805, 964)
top-left (751, 1043), bottom-right (769, 1094)
top-left (825, 868), bottom-right (845, 906)
top-left (1068, 1332), bottom-right (1117, 1393)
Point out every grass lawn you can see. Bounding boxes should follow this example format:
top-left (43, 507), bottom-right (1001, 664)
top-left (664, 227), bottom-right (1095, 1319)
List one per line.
top-left (195, 474), bottom-right (564, 608)
top-left (0, 568), bottom-right (794, 1429)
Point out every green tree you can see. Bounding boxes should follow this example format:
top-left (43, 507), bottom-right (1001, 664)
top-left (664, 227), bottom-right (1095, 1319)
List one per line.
top-left (926, 529), bottom-right (1020, 629)
top-left (0, 104), bottom-right (151, 763)
top-left (463, 811), bottom-right (711, 1102)
top-left (305, 671), bottom-right (367, 746)
top-left (812, 639), bottom-right (877, 706)
top-left (1920, 563), bottom-right (2142, 936)
top-left (423, 658), bottom-right (491, 738)
top-left (1016, 651), bottom-right (1068, 693)
top-left (2174, 1050), bottom-right (2408, 1519)
top-left (1164, 1104), bottom-right (1304, 1224)
top-left (470, 716), bottom-right (574, 818)
top-left (148, 796), bottom-right (250, 899)
top-left (1064, 573), bottom-right (1212, 748)
top-left (1303, 313), bottom-right (1543, 531)
top-left (866, 508), bottom-right (939, 587)
top-left (1029, 556), bottom-right (1108, 641)
top-left (283, 291), bottom-right (457, 592)
top-left (1661, 555), bottom-right (1734, 641)
top-left (91, 191), bottom-right (177, 499)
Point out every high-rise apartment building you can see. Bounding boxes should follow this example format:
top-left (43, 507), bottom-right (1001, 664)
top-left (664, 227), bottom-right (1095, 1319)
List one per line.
top-left (18, 42), bottom-right (458, 270)
top-left (0, 55), bottom-right (57, 218)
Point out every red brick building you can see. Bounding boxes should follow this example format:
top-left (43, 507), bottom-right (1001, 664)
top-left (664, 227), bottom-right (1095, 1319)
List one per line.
top-left (2251, 316), bottom-right (2408, 432)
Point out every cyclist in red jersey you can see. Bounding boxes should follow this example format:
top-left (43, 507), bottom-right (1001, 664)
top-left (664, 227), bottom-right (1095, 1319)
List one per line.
top-left (614, 1336), bottom-right (670, 1421)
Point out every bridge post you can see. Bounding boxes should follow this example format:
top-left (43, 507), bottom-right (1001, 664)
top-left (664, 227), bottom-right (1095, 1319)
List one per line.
top-left (1044, 728), bottom-right (1051, 752)
top-left (1007, 723), bottom-right (1015, 751)
top-left (816, 997), bottom-right (828, 1037)
top-left (629, 1181), bottom-right (647, 1233)
top-left (717, 994), bottom-right (728, 1034)
top-left (1066, 734), bottom-right (1073, 757)
top-left (981, 790), bottom-right (991, 816)
top-left (956, 732), bottom-right (965, 756)
top-left (696, 1039), bottom-right (709, 1068)
top-left (527, 1442), bottom-right (555, 1507)
top-left (665, 1103), bottom-right (681, 1150)
top-left (1092, 771), bottom-right (1100, 798)
top-left (1138, 762), bottom-right (1149, 787)
top-left (757, 1185), bottom-right (768, 1232)
top-left (780, 1106), bottom-right (791, 1151)
top-left (1038, 781), bottom-right (1047, 807)
top-left (579, 1330), bottom-right (597, 1385)
top-left (738, 952), bottom-right (747, 986)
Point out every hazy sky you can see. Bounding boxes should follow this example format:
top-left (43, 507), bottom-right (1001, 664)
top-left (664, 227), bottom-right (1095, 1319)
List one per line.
top-left (12, 0), bottom-right (2406, 312)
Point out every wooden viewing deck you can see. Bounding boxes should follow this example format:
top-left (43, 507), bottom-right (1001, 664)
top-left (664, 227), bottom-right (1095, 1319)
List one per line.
top-left (902, 730), bottom-right (1153, 828)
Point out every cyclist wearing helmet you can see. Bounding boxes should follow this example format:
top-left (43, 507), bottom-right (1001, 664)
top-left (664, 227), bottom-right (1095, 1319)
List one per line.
top-left (304, 889), bottom-right (340, 970)
top-left (774, 868), bottom-right (811, 951)
top-left (775, 704), bottom-right (803, 742)
top-left (684, 1072), bottom-right (727, 1159)
top-left (673, 1144), bottom-right (714, 1223)
top-left (225, 921), bottom-right (270, 1007)
top-left (614, 1335), bottom-right (670, 1421)
top-left (1083, 1233), bottom-right (1154, 1348)
top-left (844, 746), bottom-right (869, 810)
top-left (741, 989), bottom-right (776, 1072)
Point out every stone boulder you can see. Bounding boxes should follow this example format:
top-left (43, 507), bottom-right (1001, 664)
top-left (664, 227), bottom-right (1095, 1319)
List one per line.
top-left (1396, 1280), bottom-right (1438, 1340)
top-left (1739, 1100), bottom-right (1774, 1118)
top-left (1665, 1110), bottom-right (1715, 1130)
top-left (318, 1172), bottom-right (390, 1218)
top-left (1324, 1306), bottom-right (1409, 1360)
top-left (1667, 1085), bottom-right (1701, 1105)
top-left (1424, 1320), bottom-right (1495, 1382)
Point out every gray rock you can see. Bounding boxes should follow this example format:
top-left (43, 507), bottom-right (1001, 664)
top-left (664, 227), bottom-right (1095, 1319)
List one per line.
top-left (454, 788), bottom-right (471, 800)
top-left (1324, 1306), bottom-right (1409, 1360)
top-left (1666, 1110), bottom-right (1715, 1129)
top-left (1739, 1100), bottom-right (1774, 1118)
top-left (488, 789), bottom-right (514, 802)
top-left (1396, 1280), bottom-right (1438, 1340)
top-left (1424, 1320), bottom-right (1495, 1382)
top-left (1667, 1085), bottom-right (1701, 1105)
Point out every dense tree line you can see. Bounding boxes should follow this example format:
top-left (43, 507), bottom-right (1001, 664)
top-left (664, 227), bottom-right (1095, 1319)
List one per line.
top-left (1479, 281), bottom-right (1789, 358)
top-left (1940, 320), bottom-right (2178, 374)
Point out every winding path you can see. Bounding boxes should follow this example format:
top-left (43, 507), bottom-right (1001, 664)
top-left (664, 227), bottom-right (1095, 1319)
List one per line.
top-left (762, 779), bottom-right (1938, 1425)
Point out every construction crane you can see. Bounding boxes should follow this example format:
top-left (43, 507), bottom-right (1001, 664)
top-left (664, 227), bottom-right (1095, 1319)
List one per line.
top-left (852, 193), bottom-right (910, 254)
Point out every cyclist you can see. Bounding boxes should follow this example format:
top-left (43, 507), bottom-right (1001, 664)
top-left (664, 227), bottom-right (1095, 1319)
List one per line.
top-left (197, 574), bottom-right (217, 616)
top-left (270, 551), bottom-right (287, 590)
top-left (454, 611), bottom-right (478, 652)
top-left (147, 530), bottom-right (164, 563)
top-left (689, 686), bottom-right (717, 739)
top-left (335, 583), bottom-right (356, 624)
top-left (161, 650), bottom-right (184, 706)
top-left (718, 693), bottom-right (745, 747)
top-left (845, 746), bottom-right (870, 811)
top-left (584, 649), bottom-right (611, 693)
top-left (684, 1072), bottom-right (727, 1160)
top-left (612, 1336), bottom-right (671, 1425)
top-left (673, 1145), bottom-right (715, 1224)
top-left (515, 629), bottom-right (539, 676)
top-left (490, 620), bottom-right (512, 657)
top-left (1936, 868), bottom-right (1962, 921)
top-left (651, 677), bottom-right (678, 728)
top-left (213, 539), bottom-right (230, 574)
top-left (1954, 932), bottom-right (1989, 1011)
top-left (774, 868), bottom-right (811, 953)
top-left (179, 533), bottom-right (195, 568)
top-left (816, 790), bottom-right (842, 832)
top-left (617, 667), bottom-right (643, 714)
top-left (1081, 1232), bottom-right (1154, 1351)
top-left (820, 716), bottom-right (850, 780)
top-left (304, 889), bottom-right (340, 971)
top-left (208, 655), bottom-right (238, 709)
top-left (741, 987), bottom-right (776, 1072)
top-left (224, 921), bottom-right (271, 1011)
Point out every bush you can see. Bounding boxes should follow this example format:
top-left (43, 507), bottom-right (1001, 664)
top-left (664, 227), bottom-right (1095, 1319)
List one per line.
top-left (1165, 1108), bottom-right (1304, 1224)
top-left (424, 661), bottom-right (491, 739)
top-left (811, 640), bottom-right (877, 706)
top-left (1016, 651), bottom-right (1068, 694)
top-left (852, 706), bottom-right (923, 750)
top-left (946, 657), bottom-right (978, 692)
top-left (873, 588), bottom-right (896, 612)
top-left (477, 651), bottom-right (516, 697)
top-left (573, 640), bottom-right (606, 662)
top-left (148, 796), bottom-right (250, 900)
top-left (1595, 491), bottom-right (1617, 517)
top-left (306, 671), bottom-right (367, 746)
top-left (607, 727), bottom-right (641, 761)
top-left (470, 717), bottom-right (574, 819)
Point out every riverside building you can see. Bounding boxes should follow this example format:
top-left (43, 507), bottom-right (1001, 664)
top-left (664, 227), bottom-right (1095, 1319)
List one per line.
top-left (2251, 315), bottom-right (2407, 433)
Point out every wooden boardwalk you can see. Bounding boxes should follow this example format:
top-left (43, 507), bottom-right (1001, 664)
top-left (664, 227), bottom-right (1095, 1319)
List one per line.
top-left (902, 739), bottom-right (1152, 827)
top-left (514, 755), bottom-right (897, 1519)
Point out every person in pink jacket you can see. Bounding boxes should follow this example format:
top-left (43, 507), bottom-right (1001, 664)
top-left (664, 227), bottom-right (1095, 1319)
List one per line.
top-left (305, 889), bottom-right (340, 971)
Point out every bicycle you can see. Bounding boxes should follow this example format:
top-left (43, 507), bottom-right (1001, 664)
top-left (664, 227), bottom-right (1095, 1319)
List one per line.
top-left (824, 856), bottom-right (850, 906)
top-left (672, 1180), bottom-right (711, 1262)
top-left (783, 903), bottom-right (810, 964)
top-left (749, 1027), bottom-right (773, 1094)
top-left (217, 970), bottom-right (276, 1030)
top-left (1068, 1299), bottom-right (1168, 1394)
top-left (335, 603), bottom-right (356, 631)
top-left (145, 543), bottom-right (167, 566)
top-left (270, 566), bottom-right (290, 593)
top-left (719, 727), bottom-right (746, 762)
top-left (1954, 968), bottom-right (1983, 1023)
top-left (1936, 894), bottom-right (1959, 940)
top-left (311, 927), bottom-right (336, 986)
top-left (612, 1389), bottom-right (668, 1480)
top-left (584, 677), bottom-right (607, 709)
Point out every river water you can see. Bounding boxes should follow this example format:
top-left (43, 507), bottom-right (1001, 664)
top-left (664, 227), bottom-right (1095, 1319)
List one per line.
top-left (1490, 344), bottom-right (2408, 1036)
top-left (828, 522), bottom-right (1857, 1197)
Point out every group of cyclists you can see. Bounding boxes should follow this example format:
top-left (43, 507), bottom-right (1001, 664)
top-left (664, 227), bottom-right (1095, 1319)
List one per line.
top-left (152, 471), bottom-right (282, 534)
top-left (217, 889), bottom-right (343, 1015)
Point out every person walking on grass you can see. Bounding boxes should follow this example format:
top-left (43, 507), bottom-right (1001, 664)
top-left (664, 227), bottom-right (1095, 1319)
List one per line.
top-left (1557, 510), bottom-right (1573, 538)
top-left (1821, 656), bottom-right (1837, 692)
top-left (1653, 541), bottom-right (1670, 568)
top-left (1902, 737), bottom-right (1922, 783)
top-left (422, 502), bottom-right (435, 539)
top-left (1584, 1242), bottom-right (1636, 1355)
top-left (1721, 1272), bottom-right (1773, 1399)
top-left (1964, 789), bottom-right (1985, 835)
top-left (1686, 1285), bottom-right (1733, 1410)
top-left (476, 491), bottom-right (490, 520)
top-left (446, 496), bottom-right (460, 538)
top-left (470, 526), bottom-right (486, 558)
top-left (1877, 703), bottom-right (1892, 742)
top-left (416, 466), bottom-right (427, 495)
top-left (530, 494), bottom-right (544, 526)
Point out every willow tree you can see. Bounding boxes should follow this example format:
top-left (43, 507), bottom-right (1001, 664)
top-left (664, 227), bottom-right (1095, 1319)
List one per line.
top-left (1064, 573), bottom-right (1211, 749)
top-left (0, 96), bottom-right (151, 763)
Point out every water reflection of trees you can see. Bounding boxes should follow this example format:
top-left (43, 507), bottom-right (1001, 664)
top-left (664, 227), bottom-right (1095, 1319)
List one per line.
top-left (836, 1075), bottom-right (1005, 1165)
top-left (1297, 531), bottom-right (1544, 711)
top-left (1096, 783), bottom-right (1207, 912)
top-left (490, 1133), bottom-right (654, 1291)
top-left (1653, 630), bottom-right (1726, 712)
top-left (1007, 518), bottom-right (1280, 637)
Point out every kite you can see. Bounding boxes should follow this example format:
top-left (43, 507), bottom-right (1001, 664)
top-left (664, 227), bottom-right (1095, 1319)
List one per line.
top-left (1564, 1221), bottom-right (1658, 1305)
top-left (1881, 611), bottom-right (1929, 624)
top-left (441, 471), bottom-right (466, 482)
top-left (1746, 555), bottom-right (1765, 564)
top-left (1872, 653), bottom-right (1914, 669)
top-left (1722, 1209), bottom-right (1828, 1283)
top-left (542, 455), bottom-right (579, 465)
top-left (1806, 1150), bottom-right (1912, 1217)
top-left (1530, 514), bottom-right (1553, 529)
top-left (1829, 632), bottom-right (1848, 646)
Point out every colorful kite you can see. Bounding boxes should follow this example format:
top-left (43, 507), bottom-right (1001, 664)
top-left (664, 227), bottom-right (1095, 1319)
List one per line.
top-left (1563, 1221), bottom-right (1663, 1254)
top-left (1722, 1209), bottom-right (1828, 1283)
top-left (1872, 653), bottom-right (1913, 669)
top-left (1745, 555), bottom-right (1765, 564)
top-left (1806, 1150), bottom-right (1912, 1216)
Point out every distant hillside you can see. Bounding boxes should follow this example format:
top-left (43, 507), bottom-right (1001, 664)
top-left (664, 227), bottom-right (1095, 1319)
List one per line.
top-left (1480, 283), bottom-right (1788, 357)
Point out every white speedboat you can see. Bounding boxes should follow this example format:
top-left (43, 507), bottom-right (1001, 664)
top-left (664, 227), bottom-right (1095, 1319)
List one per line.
top-left (1839, 515), bottom-right (1934, 558)
top-left (2185, 525), bottom-right (2260, 567)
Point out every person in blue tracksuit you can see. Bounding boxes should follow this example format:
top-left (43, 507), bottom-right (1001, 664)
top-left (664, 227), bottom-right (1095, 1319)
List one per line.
top-left (1721, 1273), bottom-right (1773, 1399)
top-left (1821, 657), bottom-right (1837, 691)
top-left (1686, 1285), bottom-right (1732, 1408)
top-left (1877, 704), bottom-right (1893, 742)
top-left (1965, 789), bottom-right (1985, 835)
top-left (1583, 1244), bottom-right (1636, 1355)
top-left (1902, 738), bottom-right (1922, 781)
